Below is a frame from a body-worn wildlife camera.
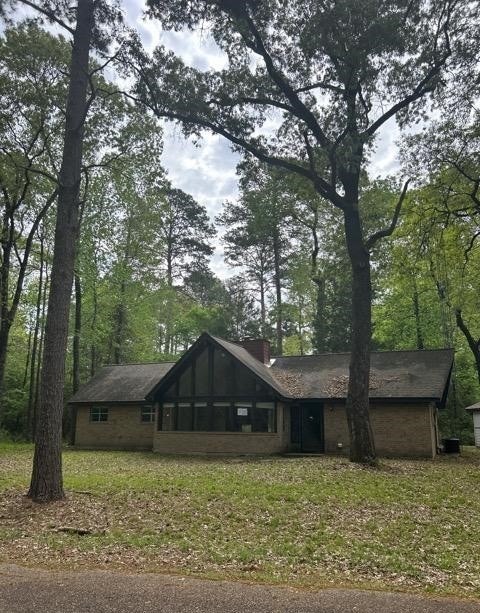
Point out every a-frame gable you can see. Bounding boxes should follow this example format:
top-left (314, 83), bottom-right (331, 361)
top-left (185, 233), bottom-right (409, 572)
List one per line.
top-left (146, 332), bottom-right (291, 402)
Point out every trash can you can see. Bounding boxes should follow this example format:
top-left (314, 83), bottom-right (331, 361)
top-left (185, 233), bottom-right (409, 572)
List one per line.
top-left (444, 437), bottom-right (460, 453)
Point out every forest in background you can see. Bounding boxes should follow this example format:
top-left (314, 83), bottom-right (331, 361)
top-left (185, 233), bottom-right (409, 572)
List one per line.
top-left (0, 19), bottom-right (479, 444)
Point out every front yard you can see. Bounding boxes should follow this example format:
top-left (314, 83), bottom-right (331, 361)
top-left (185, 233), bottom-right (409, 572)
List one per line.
top-left (0, 443), bottom-right (479, 599)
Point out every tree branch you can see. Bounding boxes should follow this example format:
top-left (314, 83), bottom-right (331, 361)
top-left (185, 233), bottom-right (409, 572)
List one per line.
top-left (455, 308), bottom-right (480, 354)
top-left (365, 179), bottom-right (411, 250)
top-left (17, 0), bottom-right (75, 35)
top-left (234, 7), bottom-right (331, 149)
top-left (294, 81), bottom-right (344, 95)
top-left (362, 0), bottom-right (454, 139)
top-left (123, 88), bottom-right (343, 208)
top-left (207, 95), bottom-right (295, 114)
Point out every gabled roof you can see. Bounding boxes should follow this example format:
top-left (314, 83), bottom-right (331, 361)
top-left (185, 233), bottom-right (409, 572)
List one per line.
top-left (69, 336), bottom-right (454, 406)
top-left (69, 362), bottom-right (175, 404)
top-left (147, 332), bottom-right (292, 400)
top-left (465, 402), bottom-right (480, 411)
top-left (270, 348), bottom-right (454, 402)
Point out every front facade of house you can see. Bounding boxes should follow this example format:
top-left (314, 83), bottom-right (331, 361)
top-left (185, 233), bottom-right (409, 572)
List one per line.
top-left (71, 333), bottom-right (454, 458)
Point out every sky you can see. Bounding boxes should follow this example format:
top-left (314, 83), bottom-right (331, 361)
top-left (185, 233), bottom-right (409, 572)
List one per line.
top-left (86, 1), bottom-right (405, 278)
top-left (119, 2), bottom-right (403, 275)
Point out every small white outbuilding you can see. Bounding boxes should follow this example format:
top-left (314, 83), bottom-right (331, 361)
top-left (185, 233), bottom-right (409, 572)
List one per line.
top-left (465, 402), bottom-right (480, 447)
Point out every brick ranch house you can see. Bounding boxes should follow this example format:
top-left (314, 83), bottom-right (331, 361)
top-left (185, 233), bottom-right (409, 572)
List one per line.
top-left (69, 332), bottom-right (454, 458)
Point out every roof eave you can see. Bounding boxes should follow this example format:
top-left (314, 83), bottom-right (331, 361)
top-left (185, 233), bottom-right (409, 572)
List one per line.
top-left (68, 399), bottom-right (149, 405)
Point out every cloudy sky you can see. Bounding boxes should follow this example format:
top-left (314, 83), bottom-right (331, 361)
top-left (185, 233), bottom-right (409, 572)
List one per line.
top-left (123, 1), bottom-right (401, 278)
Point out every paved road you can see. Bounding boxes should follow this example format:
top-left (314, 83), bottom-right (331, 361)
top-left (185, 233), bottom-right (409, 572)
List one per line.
top-left (0, 564), bottom-right (479, 613)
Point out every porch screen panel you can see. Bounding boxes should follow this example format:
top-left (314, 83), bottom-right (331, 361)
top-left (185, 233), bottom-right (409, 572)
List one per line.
top-left (235, 364), bottom-right (256, 395)
top-left (254, 402), bottom-right (276, 432)
top-left (194, 402), bottom-right (211, 431)
top-left (176, 403), bottom-right (193, 430)
top-left (212, 402), bottom-right (229, 431)
top-left (195, 348), bottom-right (209, 395)
top-left (213, 349), bottom-right (234, 396)
top-left (178, 366), bottom-right (192, 396)
top-left (163, 382), bottom-right (176, 400)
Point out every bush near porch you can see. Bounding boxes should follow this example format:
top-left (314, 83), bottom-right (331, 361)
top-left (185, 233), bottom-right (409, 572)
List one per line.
top-left (0, 443), bottom-right (479, 600)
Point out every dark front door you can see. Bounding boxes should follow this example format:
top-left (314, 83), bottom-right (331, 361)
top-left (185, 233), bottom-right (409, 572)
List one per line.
top-left (300, 404), bottom-right (324, 452)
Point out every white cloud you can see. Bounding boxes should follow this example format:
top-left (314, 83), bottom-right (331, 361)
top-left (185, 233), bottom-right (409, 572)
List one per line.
top-left (124, 1), bottom-right (404, 279)
top-left (160, 127), bottom-right (239, 280)
top-left (369, 118), bottom-right (402, 179)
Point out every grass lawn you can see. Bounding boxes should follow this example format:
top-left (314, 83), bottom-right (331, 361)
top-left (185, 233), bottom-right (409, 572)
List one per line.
top-left (0, 443), bottom-right (479, 599)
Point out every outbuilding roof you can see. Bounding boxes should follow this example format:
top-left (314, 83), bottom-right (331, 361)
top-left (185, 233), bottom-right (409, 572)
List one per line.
top-left (69, 362), bottom-right (175, 404)
top-left (270, 348), bottom-right (454, 402)
top-left (465, 402), bottom-right (480, 411)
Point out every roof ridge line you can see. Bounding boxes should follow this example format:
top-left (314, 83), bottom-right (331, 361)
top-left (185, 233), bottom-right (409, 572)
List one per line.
top-left (103, 361), bottom-right (177, 366)
top-left (273, 347), bottom-right (455, 359)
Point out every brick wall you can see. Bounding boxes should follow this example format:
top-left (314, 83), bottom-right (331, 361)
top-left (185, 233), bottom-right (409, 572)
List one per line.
top-left (75, 400), bottom-right (436, 457)
top-left (324, 401), bottom-right (437, 458)
top-left (153, 402), bottom-right (290, 455)
top-left (75, 404), bottom-right (153, 450)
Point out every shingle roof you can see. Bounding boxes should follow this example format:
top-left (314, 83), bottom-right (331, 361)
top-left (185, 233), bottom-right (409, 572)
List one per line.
top-left (270, 349), bottom-right (454, 401)
top-left (68, 362), bottom-right (175, 404)
top-left (69, 339), bottom-right (454, 406)
top-left (465, 402), bottom-right (480, 411)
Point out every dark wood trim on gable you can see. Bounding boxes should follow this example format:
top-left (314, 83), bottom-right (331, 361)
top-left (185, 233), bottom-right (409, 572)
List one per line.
top-left (146, 332), bottom-right (288, 403)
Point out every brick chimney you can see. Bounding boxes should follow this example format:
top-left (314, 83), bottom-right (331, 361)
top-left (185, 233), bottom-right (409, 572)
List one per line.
top-left (239, 339), bottom-right (271, 364)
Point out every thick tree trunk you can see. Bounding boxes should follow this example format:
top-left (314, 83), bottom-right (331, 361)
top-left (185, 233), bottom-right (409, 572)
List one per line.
top-left (0, 321), bottom-right (11, 411)
top-left (343, 206), bottom-right (376, 465)
top-left (28, 0), bottom-right (94, 502)
top-left (0, 215), bottom-right (13, 420)
top-left (455, 309), bottom-right (480, 386)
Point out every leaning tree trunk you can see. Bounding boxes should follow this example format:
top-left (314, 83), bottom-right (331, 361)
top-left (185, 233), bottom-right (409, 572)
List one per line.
top-left (27, 236), bottom-right (45, 440)
top-left (28, 0), bottom-right (94, 502)
top-left (455, 309), bottom-right (480, 386)
top-left (343, 206), bottom-right (376, 465)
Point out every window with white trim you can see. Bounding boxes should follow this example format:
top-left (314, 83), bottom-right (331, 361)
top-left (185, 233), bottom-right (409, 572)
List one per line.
top-left (90, 406), bottom-right (108, 422)
top-left (140, 405), bottom-right (155, 423)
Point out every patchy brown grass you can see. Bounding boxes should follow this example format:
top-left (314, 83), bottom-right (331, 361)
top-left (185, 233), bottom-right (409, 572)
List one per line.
top-left (1, 443), bottom-right (479, 599)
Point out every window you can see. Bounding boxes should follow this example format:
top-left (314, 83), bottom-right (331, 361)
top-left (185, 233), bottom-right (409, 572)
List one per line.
top-left (161, 402), bottom-right (277, 433)
top-left (253, 402), bottom-right (276, 433)
top-left (234, 402), bottom-right (253, 432)
top-left (193, 402), bottom-right (211, 431)
top-left (141, 405), bottom-right (155, 423)
top-left (213, 349), bottom-right (234, 395)
top-left (90, 406), bottom-right (108, 422)
top-left (159, 403), bottom-right (174, 431)
top-left (177, 403), bottom-right (194, 430)
top-left (194, 348), bottom-right (209, 395)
